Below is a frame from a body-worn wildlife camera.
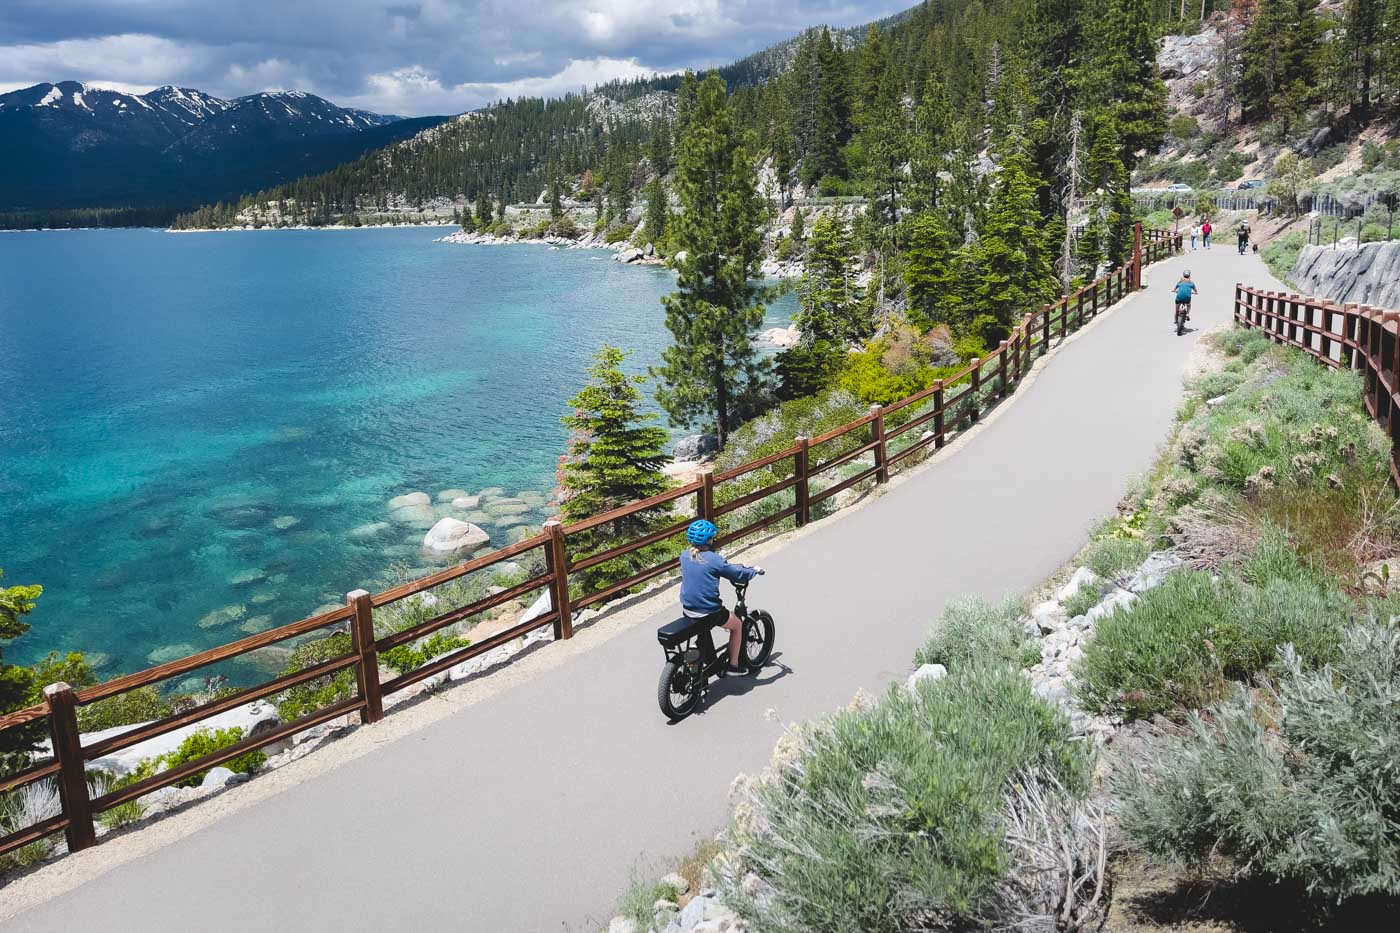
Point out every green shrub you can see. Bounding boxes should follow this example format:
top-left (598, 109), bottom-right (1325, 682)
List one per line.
top-left (915, 596), bottom-right (1038, 670)
top-left (78, 686), bottom-right (172, 732)
top-left (1081, 534), bottom-right (1151, 585)
top-left (615, 872), bottom-right (684, 929)
top-left (603, 223), bottom-right (633, 244)
top-left (722, 666), bottom-right (1090, 930)
top-left (1262, 229), bottom-right (1306, 282)
top-left (1115, 618), bottom-right (1400, 902)
top-left (1061, 582), bottom-right (1105, 619)
top-left (162, 727), bottom-right (266, 787)
top-left (1167, 114), bottom-right (1199, 140)
top-left (715, 388), bottom-right (866, 476)
top-left (1214, 151), bottom-right (1249, 183)
top-left (1075, 554), bottom-right (1348, 720)
top-left (275, 632), bottom-right (356, 721)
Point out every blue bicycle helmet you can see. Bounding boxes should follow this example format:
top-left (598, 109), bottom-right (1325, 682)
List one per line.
top-left (687, 519), bottom-right (717, 545)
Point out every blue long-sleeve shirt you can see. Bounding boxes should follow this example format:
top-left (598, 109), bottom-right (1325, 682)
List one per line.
top-left (680, 548), bottom-right (758, 616)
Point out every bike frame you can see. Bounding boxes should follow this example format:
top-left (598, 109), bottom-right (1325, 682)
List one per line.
top-left (658, 583), bottom-right (751, 676)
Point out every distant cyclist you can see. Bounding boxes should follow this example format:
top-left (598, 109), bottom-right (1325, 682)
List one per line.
top-left (1174, 270), bottom-right (1198, 325)
top-left (679, 520), bottom-right (761, 675)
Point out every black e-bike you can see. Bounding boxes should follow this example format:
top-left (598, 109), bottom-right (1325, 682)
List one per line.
top-left (655, 578), bottom-right (775, 721)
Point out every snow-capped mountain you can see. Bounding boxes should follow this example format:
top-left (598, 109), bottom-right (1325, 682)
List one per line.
top-left (0, 81), bottom-right (445, 215)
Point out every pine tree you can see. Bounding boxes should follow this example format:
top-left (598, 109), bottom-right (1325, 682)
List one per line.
top-left (1099, 0), bottom-right (1168, 169)
top-left (549, 170), bottom-right (564, 220)
top-left (971, 134), bottom-right (1055, 339)
top-left (476, 192), bottom-right (493, 226)
top-left (2, 569), bottom-right (46, 754)
top-left (655, 73), bottom-right (769, 446)
top-left (903, 213), bottom-right (960, 330)
top-left (796, 212), bottom-right (866, 346)
top-left (1340, 0), bottom-right (1385, 119)
top-left (907, 80), bottom-right (951, 216)
top-left (647, 116), bottom-right (673, 177)
top-left (1240, 0), bottom-right (1325, 129)
top-left (644, 175), bottom-right (669, 246)
top-left (1078, 116), bottom-right (1133, 272)
top-left (559, 347), bottom-right (671, 593)
top-left (801, 28), bottom-right (854, 187)
top-left (858, 68), bottom-right (910, 240)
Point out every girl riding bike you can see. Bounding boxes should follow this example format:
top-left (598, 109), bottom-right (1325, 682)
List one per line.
top-left (679, 520), bottom-right (762, 675)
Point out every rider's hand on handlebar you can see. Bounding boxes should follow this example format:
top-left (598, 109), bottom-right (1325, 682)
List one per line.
top-left (755, 567), bottom-right (765, 575)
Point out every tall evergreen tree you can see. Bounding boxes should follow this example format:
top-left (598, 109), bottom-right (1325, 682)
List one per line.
top-left (800, 28), bottom-right (854, 186)
top-left (903, 213), bottom-right (960, 330)
top-left (559, 347), bottom-right (671, 593)
top-left (971, 134), bottom-right (1055, 338)
top-left (796, 213), bottom-right (866, 345)
top-left (644, 175), bottom-right (669, 246)
top-left (858, 68), bottom-right (910, 241)
top-left (1240, 0), bottom-right (1326, 129)
top-left (476, 192), bottom-right (493, 226)
top-left (655, 73), bottom-right (769, 446)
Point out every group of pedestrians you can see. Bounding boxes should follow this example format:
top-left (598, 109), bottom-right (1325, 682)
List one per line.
top-left (1189, 220), bottom-right (1214, 250)
top-left (1188, 218), bottom-right (1254, 254)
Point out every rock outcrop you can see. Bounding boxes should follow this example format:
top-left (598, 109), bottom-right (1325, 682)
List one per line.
top-left (1289, 241), bottom-right (1400, 312)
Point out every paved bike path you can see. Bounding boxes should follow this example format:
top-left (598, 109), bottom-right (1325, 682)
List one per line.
top-left (6, 247), bottom-right (1276, 932)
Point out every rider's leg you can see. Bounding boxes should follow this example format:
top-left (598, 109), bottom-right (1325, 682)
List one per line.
top-left (723, 612), bottom-right (742, 666)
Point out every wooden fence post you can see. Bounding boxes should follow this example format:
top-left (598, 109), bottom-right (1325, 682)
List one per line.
top-left (997, 341), bottom-right (1010, 397)
top-left (1042, 306), bottom-right (1051, 353)
top-left (1132, 222), bottom-right (1143, 288)
top-left (543, 520), bottom-right (573, 640)
top-left (969, 359), bottom-right (982, 424)
top-left (346, 590), bottom-right (383, 724)
top-left (794, 437), bottom-right (810, 527)
top-left (1320, 302), bottom-right (1334, 361)
top-left (869, 404), bottom-right (888, 484)
top-left (44, 683), bottom-right (96, 853)
top-left (933, 380), bottom-right (946, 449)
top-left (697, 467), bottom-right (715, 520)
top-left (1303, 301), bottom-right (1315, 352)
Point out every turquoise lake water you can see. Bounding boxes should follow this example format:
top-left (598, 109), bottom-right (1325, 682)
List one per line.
top-left (0, 227), bottom-right (795, 680)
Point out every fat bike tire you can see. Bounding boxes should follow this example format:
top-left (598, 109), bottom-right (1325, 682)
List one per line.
top-left (741, 611), bottom-right (776, 670)
top-left (658, 659), bottom-right (703, 721)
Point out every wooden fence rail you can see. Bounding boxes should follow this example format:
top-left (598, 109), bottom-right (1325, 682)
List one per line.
top-left (0, 225), bottom-right (1181, 860)
top-left (1234, 284), bottom-right (1400, 482)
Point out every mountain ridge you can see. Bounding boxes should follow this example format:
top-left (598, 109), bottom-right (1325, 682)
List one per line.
top-left (0, 81), bottom-right (446, 220)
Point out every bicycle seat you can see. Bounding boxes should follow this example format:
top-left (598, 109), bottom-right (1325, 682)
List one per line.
top-left (657, 612), bottom-right (725, 647)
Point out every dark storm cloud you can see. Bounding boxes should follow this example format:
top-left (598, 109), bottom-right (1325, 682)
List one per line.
top-left (0, 1), bottom-right (907, 115)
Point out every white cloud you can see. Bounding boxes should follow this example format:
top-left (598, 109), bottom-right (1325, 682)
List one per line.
top-left (349, 57), bottom-right (655, 114)
top-left (0, 2), bottom-right (909, 115)
top-left (0, 33), bottom-right (206, 90)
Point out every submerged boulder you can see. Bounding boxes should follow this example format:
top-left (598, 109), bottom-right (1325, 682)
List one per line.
top-left (387, 491), bottom-right (430, 510)
top-left (422, 518), bottom-right (490, 554)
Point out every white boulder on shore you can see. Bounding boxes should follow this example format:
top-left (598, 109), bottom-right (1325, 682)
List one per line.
top-left (755, 325), bottom-right (800, 349)
top-left (422, 517), bottom-right (490, 554)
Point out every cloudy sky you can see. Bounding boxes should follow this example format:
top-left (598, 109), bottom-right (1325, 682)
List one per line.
top-left (0, 1), bottom-right (907, 115)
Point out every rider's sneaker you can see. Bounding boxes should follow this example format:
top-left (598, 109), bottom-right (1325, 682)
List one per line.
top-left (722, 661), bottom-right (749, 677)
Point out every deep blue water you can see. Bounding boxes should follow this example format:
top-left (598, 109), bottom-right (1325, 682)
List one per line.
top-left (0, 228), bottom-right (794, 679)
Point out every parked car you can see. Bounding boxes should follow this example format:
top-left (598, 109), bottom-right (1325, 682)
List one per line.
top-left (1237, 179), bottom-right (1265, 190)
top-left (1166, 183), bottom-right (1194, 193)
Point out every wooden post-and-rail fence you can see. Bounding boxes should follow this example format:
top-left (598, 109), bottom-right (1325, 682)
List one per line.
top-left (1234, 284), bottom-right (1400, 482)
top-left (0, 225), bottom-right (1181, 860)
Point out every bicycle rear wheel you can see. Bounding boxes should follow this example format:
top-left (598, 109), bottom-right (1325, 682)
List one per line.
top-left (658, 658), bottom-right (703, 721)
